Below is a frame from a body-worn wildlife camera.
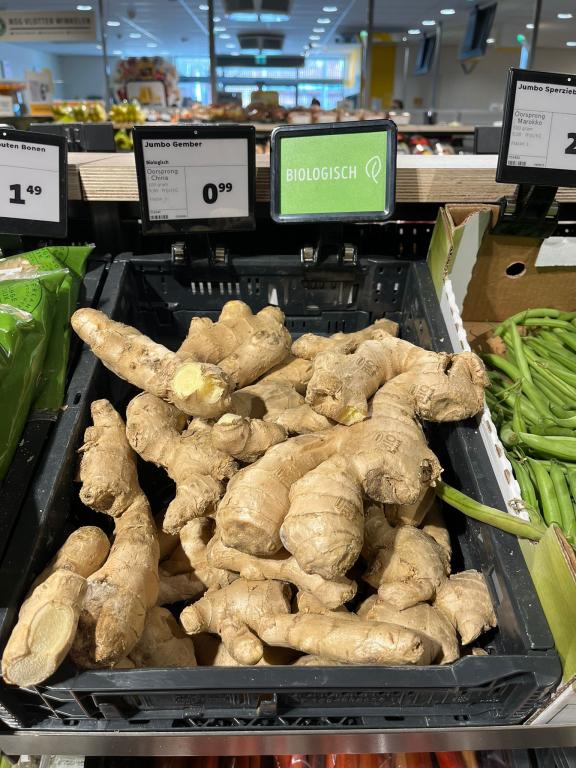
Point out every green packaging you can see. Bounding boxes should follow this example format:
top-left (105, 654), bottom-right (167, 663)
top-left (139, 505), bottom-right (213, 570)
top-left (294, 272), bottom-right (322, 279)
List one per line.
top-left (0, 246), bottom-right (93, 411)
top-left (0, 267), bottom-right (66, 482)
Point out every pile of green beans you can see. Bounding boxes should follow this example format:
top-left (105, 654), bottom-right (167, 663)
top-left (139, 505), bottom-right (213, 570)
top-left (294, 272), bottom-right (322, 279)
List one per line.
top-left (484, 308), bottom-right (576, 546)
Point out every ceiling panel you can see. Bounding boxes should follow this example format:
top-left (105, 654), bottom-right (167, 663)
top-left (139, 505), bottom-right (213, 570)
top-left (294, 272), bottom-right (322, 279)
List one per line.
top-left (4, 0), bottom-right (576, 57)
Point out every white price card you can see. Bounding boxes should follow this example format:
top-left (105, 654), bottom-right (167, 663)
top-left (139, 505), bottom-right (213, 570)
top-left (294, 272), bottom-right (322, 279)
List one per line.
top-left (0, 128), bottom-right (67, 237)
top-left (133, 125), bottom-right (255, 234)
top-left (497, 68), bottom-right (576, 188)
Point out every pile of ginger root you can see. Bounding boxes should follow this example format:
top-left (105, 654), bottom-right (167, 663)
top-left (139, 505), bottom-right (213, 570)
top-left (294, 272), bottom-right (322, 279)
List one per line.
top-left (1, 301), bottom-right (498, 687)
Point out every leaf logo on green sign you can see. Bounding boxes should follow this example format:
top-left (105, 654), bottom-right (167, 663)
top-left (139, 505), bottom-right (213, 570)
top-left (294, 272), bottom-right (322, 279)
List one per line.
top-left (365, 154), bottom-right (382, 184)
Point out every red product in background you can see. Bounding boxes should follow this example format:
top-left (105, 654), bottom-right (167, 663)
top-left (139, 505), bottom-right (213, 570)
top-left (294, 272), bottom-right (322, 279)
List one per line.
top-left (435, 753), bottom-right (468, 768)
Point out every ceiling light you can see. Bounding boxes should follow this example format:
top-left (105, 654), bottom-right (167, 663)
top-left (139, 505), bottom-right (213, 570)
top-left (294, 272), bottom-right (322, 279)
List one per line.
top-left (567, 40), bottom-right (576, 46)
top-left (322, 5), bottom-right (338, 11)
top-left (219, 33), bottom-right (231, 39)
top-left (313, 27), bottom-right (324, 33)
top-left (260, 13), bottom-right (290, 21)
top-left (76, 4), bottom-right (92, 10)
top-left (408, 28), bottom-right (421, 34)
top-left (214, 26), bottom-right (226, 32)
top-left (199, 4), bottom-right (209, 10)
top-left (231, 51), bottom-right (240, 56)
top-left (526, 23), bottom-right (534, 29)
top-left (486, 37), bottom-right (495, 43)
top-left (440, 8), bottom-right (455, 14)
top-left (106, 20), bottom-right (120, 27)
top-left (317, 18), bottom-right (331, 24)
top-left (310, 42), bottom-right (319, 47)
top-left (112, 49), bottom-right (122, 55)
top-left (96, 43), bottom-right (102, 49)
top-left (422, 19), bottom-right (436, 25)
top-left (147, 42), bottom-right (158, 48)
top-left (226, 43), bottom-right (235, 48)
top-left (214, 16), bottom-right (221, 22)
top-left (310, 34), bottom-right (320, 40)
top-left (228, 12), bottom-right (258, 21)
top-left (129, 32), bottom-right (141, 38)
top-left (558, 13), bottom-right (573, 19)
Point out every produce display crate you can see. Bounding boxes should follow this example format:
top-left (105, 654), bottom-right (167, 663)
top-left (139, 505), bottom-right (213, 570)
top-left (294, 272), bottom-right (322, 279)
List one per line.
top-left (0, 252), bottom-right (561, 734)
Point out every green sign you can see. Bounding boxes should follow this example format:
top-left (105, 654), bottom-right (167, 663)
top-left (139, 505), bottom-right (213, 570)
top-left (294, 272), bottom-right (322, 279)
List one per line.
top-left (279, 130), bottom-right (389, 217)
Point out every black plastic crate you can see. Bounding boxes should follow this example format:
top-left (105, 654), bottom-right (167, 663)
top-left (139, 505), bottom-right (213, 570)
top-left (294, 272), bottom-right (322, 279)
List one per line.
top-left (0, 253), bottom-right (561, 733)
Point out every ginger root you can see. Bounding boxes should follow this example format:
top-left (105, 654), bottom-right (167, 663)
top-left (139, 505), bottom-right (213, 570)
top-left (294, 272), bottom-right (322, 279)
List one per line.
top-left (386, 487), bottom-right (436, 528)
top-left (126, 393), bottom-right (237, 534)
top-left (162, 518), bottom-right (234, 591)
top-left (292, 318), bottom-right (399, 360)
top-left (305, 334), bottom-right (487, 426)
top-left (207, 536), bottom-right (355, 609)
top-left (258, 355), bottom-right (313, 394)
top-left (178, 301), bottom-right (292, 388)
top-left (194, 634), bottom-right (296, 666)
top-left (358, 595), bottom-right (459, 664)
top-left (180, 578), bottom-right (292, 665)
top-left (78, 399), bottom-right (141, 517)
top-left (435, 570), bottom-right (497, 645)
top-left (254, 613), bottom-right (437, 666)
top-left (72, 308), bottom-right (232, 418)
top-left (157, 571), bottom-right (206, 605)
top-left (73, 401), bottom-right (159, 667)
top-left (129, 607), bottom-right (197, 668)
top-left (212, 413), bottom-right (287, 462)
top-left (364, 523), bottom-right (450, 609)
top-left (2, 527), bottom-right (110, 687)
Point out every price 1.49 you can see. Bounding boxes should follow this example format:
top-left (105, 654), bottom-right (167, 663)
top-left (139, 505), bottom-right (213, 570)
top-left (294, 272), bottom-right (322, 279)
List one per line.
top-left (9, 184), bottom-right (43, 205)
top-left (202, 181), bottom-right (233, 205)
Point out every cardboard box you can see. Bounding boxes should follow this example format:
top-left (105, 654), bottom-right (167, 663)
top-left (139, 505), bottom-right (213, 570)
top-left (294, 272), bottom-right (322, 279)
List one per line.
top-left (427, 203), bottom-right (576, 725)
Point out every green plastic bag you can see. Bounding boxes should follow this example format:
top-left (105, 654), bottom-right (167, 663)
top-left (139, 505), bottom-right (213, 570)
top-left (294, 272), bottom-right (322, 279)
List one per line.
top-left (0, 245), bottom-right (93, 411)
top-left (0, 266), bottom-right (67, 482)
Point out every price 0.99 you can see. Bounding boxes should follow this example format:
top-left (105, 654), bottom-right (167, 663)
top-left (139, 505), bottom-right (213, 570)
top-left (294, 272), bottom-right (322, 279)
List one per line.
top-left (202, 181), bottom-right (233, 205)
top-left (9, 184), bottom-right (42, 205)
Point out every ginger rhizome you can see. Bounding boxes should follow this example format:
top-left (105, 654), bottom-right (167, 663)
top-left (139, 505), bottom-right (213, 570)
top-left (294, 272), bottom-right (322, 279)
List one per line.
top-left (72, 309), bottom-right (233, 418)
top-left (126, 393), bottom-right (237, 534)
top-left (434, 570), bottom-right (497, 645)
top-left (2, 528), bottom-right (110, 687)
top-left (128, 607), bottom-right (197, 668)
top-left (178, 301), bottom-right (292, 388)
top-left (72, 401), bottom-right (159, 667)
top-left (180, 578), bottom-right (292, 665)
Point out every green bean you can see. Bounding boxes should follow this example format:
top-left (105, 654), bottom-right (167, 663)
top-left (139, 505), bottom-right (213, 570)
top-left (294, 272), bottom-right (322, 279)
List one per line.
top-left (530, 362), bottom-right (576, 401)
top-left (435, 481), bottom-right (545, 541)
top-left (536, 330), bottom-right (568, 351)
top-left (568, 471), bottom-right (576, 506)
top-left (494, 309), bottom-right (564, 336)
top-left (500, 422), bottom-right (519, 447)
top-left (508, 321), bottom-right (533, 384)
top-left (529, 424), bottom-right (576, 437)
top-left (528, 338), bottom-right (576, 374)
top-left (483, 354), bottom-right (550, 417)
top-left (554, 330), bottom-right (576, 354)
top-left (552, 412), bottom-right (576, 429)
top-left (550, 403), bottom-right (576, 417)
top-left (519, 433), bottom-right (576, 462)
top-left (531, 371), bottom-right (569, 407)
top-left (489, 387), bottom-right (539, 424)
top-left (535, 359), bottom-right (576, 388)
top-left (512, 394), bottom-right (526, 434)
top-left (509, 456), bottom-right (541, 519)
top-left (529, 459), bottom-right (562, 526)
top-left (522, 318), bottom-right (576, 330)
top-left (550, 463), bottom-right (576, 534)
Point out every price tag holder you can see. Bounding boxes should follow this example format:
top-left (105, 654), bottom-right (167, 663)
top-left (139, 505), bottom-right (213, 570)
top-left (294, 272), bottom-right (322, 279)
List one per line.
top-left (0, 128), bottom-right (67, 238)
top-left (133, 124), bottom-right (256, 235)
top-left (270, 120), bottom-right (396, 224)
top-left (497, 67), bottom-right (576, 187)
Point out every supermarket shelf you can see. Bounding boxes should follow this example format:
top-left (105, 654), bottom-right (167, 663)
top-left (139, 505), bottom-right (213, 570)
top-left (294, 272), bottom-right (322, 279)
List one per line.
top-left (249, 123), bottom-right (476, 135)
top-left (70, 152), bottom-right (519, 204)
top-left (67, 151), bottom-right (576, 205)
top-left (1, 724), bottom-right (576, 756)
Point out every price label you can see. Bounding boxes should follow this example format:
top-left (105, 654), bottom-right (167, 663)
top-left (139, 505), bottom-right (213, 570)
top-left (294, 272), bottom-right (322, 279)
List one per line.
top-left (133, 125), bottom-right (255, 234)
top-left (0, 128), bottom-right (67, 238)
top-left (270, 120), bottom-right (396, 223)
top-left (497, 68), bottom-right (576, 187)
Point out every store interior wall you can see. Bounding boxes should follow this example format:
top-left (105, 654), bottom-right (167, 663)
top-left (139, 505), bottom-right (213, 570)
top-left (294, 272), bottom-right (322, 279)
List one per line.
top-left (0, 42), bottom-right (62, 93)
top-left (393, 44), bottom-right (576, 115)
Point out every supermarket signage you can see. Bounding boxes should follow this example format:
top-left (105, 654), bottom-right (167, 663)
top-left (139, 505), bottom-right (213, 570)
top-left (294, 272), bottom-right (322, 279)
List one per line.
top-left (270, 120), bottom-right (397, 223)
top-left (0, 128), bottom-right (67, 238)
top-left (133, 125), bottom-right (256, 235)
top-left (497, 67), bottom-right (576, 188)
top-left (0, 10), bottom-right (96, 42)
